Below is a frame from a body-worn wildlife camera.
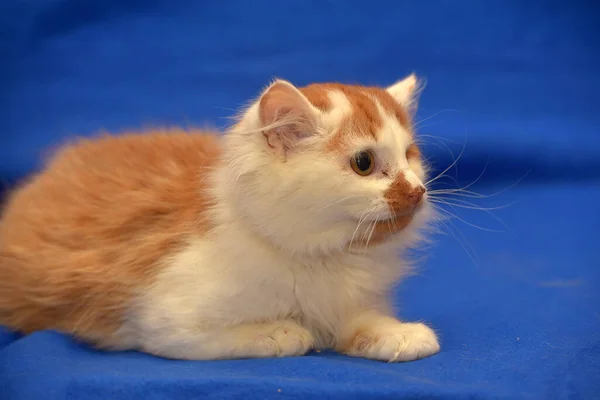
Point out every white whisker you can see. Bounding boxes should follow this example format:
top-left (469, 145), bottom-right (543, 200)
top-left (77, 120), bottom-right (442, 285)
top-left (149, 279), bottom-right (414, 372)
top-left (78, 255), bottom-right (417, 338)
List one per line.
top-left (428, 197), bottom-right (514, 233)
top-left (416, 134), bottom-right (461, 145)
top-left (432, 204), bottom-right (503, 233)
top-left (413, 109), bottom-right (459, 130)
top-left (349, 206), bottom-right (376, 249)
top-left (364, 216), bottom-right (379, 249)
top-left (315, 195), bottom-right (366, 212)
top-left (431, 205), bottom-right (480, 268)
top-left (425, 134), bottom-right (468, 186)
top-left (428, 197), bottom-right (516, 212)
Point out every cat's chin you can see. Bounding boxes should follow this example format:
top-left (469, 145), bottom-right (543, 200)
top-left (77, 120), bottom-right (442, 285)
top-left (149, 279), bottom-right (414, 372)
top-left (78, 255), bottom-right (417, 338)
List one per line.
top-left (346, 210), bottom-right (419, 250)
top-left (381, 201), bottom-right (426, 221)
top-left (359, 202), bottom-right (427, 245)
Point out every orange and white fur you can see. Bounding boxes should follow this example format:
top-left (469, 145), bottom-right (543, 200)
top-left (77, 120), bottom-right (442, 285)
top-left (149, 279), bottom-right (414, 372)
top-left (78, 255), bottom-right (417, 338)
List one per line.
top-left (0, 74), bottom-right (440, 362)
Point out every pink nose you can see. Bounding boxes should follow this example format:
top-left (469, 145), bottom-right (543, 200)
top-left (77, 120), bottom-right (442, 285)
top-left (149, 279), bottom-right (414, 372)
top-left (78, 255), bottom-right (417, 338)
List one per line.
top-left (405, 186), bottom-right (426, 205)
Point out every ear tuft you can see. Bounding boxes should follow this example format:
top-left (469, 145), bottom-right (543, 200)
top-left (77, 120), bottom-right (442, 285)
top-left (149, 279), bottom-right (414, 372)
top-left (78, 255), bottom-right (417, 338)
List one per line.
top-left (386, 73), bottom-right (423, 114)
top-left (258, 80), bottom-right (318, 157)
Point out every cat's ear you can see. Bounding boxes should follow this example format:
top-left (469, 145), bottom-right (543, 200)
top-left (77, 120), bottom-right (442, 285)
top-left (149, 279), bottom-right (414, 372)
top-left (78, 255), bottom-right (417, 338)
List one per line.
top-left (258, 80), bottom-right (319, 157)
top-left (386, 73), bottom-right (422, 115)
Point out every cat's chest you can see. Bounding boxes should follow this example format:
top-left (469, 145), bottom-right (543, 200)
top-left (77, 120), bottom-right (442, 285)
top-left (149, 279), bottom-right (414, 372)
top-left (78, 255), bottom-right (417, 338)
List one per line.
top-left (162, 234), bottom-right (390, 328)
top-left (224, 253), bottom-right (378, 341)
top-left (238, 250), bottom-right (378, 314)
top-left (289, 256), bottom-right (384, 323)
top-left (208, 245), bottom-right (363, 318)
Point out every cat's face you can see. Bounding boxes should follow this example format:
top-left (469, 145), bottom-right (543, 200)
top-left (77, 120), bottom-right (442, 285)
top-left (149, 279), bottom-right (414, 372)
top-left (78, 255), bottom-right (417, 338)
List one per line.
top-left (222, 75), bottom-right (432, 254)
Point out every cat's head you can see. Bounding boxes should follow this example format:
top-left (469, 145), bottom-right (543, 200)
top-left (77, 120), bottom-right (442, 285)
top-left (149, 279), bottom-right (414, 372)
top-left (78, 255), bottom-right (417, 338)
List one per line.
top-left (219, 75), bottom-right (432, 255)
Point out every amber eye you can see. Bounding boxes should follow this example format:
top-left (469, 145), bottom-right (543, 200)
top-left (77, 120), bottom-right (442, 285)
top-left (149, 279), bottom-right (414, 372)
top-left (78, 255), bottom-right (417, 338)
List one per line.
top-left (350, 150), bottom-right (375, 176)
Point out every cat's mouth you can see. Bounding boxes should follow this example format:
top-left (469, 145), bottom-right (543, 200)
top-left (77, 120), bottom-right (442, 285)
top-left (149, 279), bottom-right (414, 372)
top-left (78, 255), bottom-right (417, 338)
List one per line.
top-left (383, 200), bottom-right (425, 220)
top-left (368, 201), bottom-right (425, 232)
top-left (354, 198), bottom-right (425, 233)
top-left (348, 202), bottom-right (424, 249)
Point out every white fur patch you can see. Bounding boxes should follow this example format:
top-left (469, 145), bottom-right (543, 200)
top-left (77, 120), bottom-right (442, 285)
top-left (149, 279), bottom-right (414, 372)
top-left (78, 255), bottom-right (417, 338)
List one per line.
top-left (131, 216), bottom-right (414, 358)
top-left (320, 90), bottom-right (353, 129)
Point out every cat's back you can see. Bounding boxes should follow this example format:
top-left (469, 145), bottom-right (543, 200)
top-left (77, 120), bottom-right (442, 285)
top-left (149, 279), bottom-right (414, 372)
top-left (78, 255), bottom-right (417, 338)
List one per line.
top-left (0, 129), bottom-right (221, 344)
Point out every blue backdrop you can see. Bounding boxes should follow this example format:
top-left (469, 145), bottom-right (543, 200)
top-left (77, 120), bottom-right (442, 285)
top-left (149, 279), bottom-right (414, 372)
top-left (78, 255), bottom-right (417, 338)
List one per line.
top-left (1, 1), bottom-right (599, 398)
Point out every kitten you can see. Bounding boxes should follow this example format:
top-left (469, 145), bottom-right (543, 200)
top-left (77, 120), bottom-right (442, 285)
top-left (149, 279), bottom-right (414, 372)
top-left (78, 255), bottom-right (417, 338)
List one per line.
top-left (0, 74), bottom-right (440, 362)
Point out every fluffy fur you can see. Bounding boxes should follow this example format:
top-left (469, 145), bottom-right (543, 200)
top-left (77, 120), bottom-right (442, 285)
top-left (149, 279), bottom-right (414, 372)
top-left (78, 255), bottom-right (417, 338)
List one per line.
top-left (0, 75), bottom-right (440, 361)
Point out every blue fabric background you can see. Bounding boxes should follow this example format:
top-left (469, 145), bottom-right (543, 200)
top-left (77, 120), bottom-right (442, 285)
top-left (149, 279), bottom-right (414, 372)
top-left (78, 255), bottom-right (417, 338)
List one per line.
top-left (1, 1), bottom-right (599, 398)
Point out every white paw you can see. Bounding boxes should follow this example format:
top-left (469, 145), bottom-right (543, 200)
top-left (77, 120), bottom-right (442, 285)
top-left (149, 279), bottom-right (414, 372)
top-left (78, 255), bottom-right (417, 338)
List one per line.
top-left (346, 322), bottom-right (440, 362)
top-left (254, 321), bottom-right (314, 358)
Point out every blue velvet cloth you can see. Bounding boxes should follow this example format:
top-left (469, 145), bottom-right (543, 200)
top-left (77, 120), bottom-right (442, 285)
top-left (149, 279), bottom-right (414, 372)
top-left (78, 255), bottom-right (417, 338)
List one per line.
top-left (1, 1), bottom-right (599, 398)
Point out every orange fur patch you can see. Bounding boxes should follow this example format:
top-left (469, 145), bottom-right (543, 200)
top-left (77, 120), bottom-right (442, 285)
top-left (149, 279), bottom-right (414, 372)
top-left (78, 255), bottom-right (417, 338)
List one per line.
top-left (0, 129), bottom-right (221, 347)
top-left (384, 176), bottom-right (415, 214)
top-left (300, 83), bottom-right (413, 154)
top-left (369, 215), bottom-right (414, 246)
top-left (406, 143), bottom-right (420, 160)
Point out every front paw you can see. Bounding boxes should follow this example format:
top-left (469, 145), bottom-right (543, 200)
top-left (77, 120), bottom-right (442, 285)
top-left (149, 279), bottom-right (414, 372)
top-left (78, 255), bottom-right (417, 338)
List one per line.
top-left (250, 320), bottom-right (315, 358)
top-left (268, 320), bottom-right (315, 357)
top-left (345, 322), bottom-right (440, 362)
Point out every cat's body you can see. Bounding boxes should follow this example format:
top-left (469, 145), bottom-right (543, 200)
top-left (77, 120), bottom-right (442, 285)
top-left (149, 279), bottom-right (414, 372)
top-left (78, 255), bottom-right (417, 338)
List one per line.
top-left (0, 76), bottom-right (441, 361)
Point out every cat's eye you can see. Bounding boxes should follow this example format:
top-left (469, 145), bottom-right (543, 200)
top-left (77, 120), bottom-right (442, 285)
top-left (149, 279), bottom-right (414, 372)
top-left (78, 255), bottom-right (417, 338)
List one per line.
top-left (350, 150), bottom-right (375, 176)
